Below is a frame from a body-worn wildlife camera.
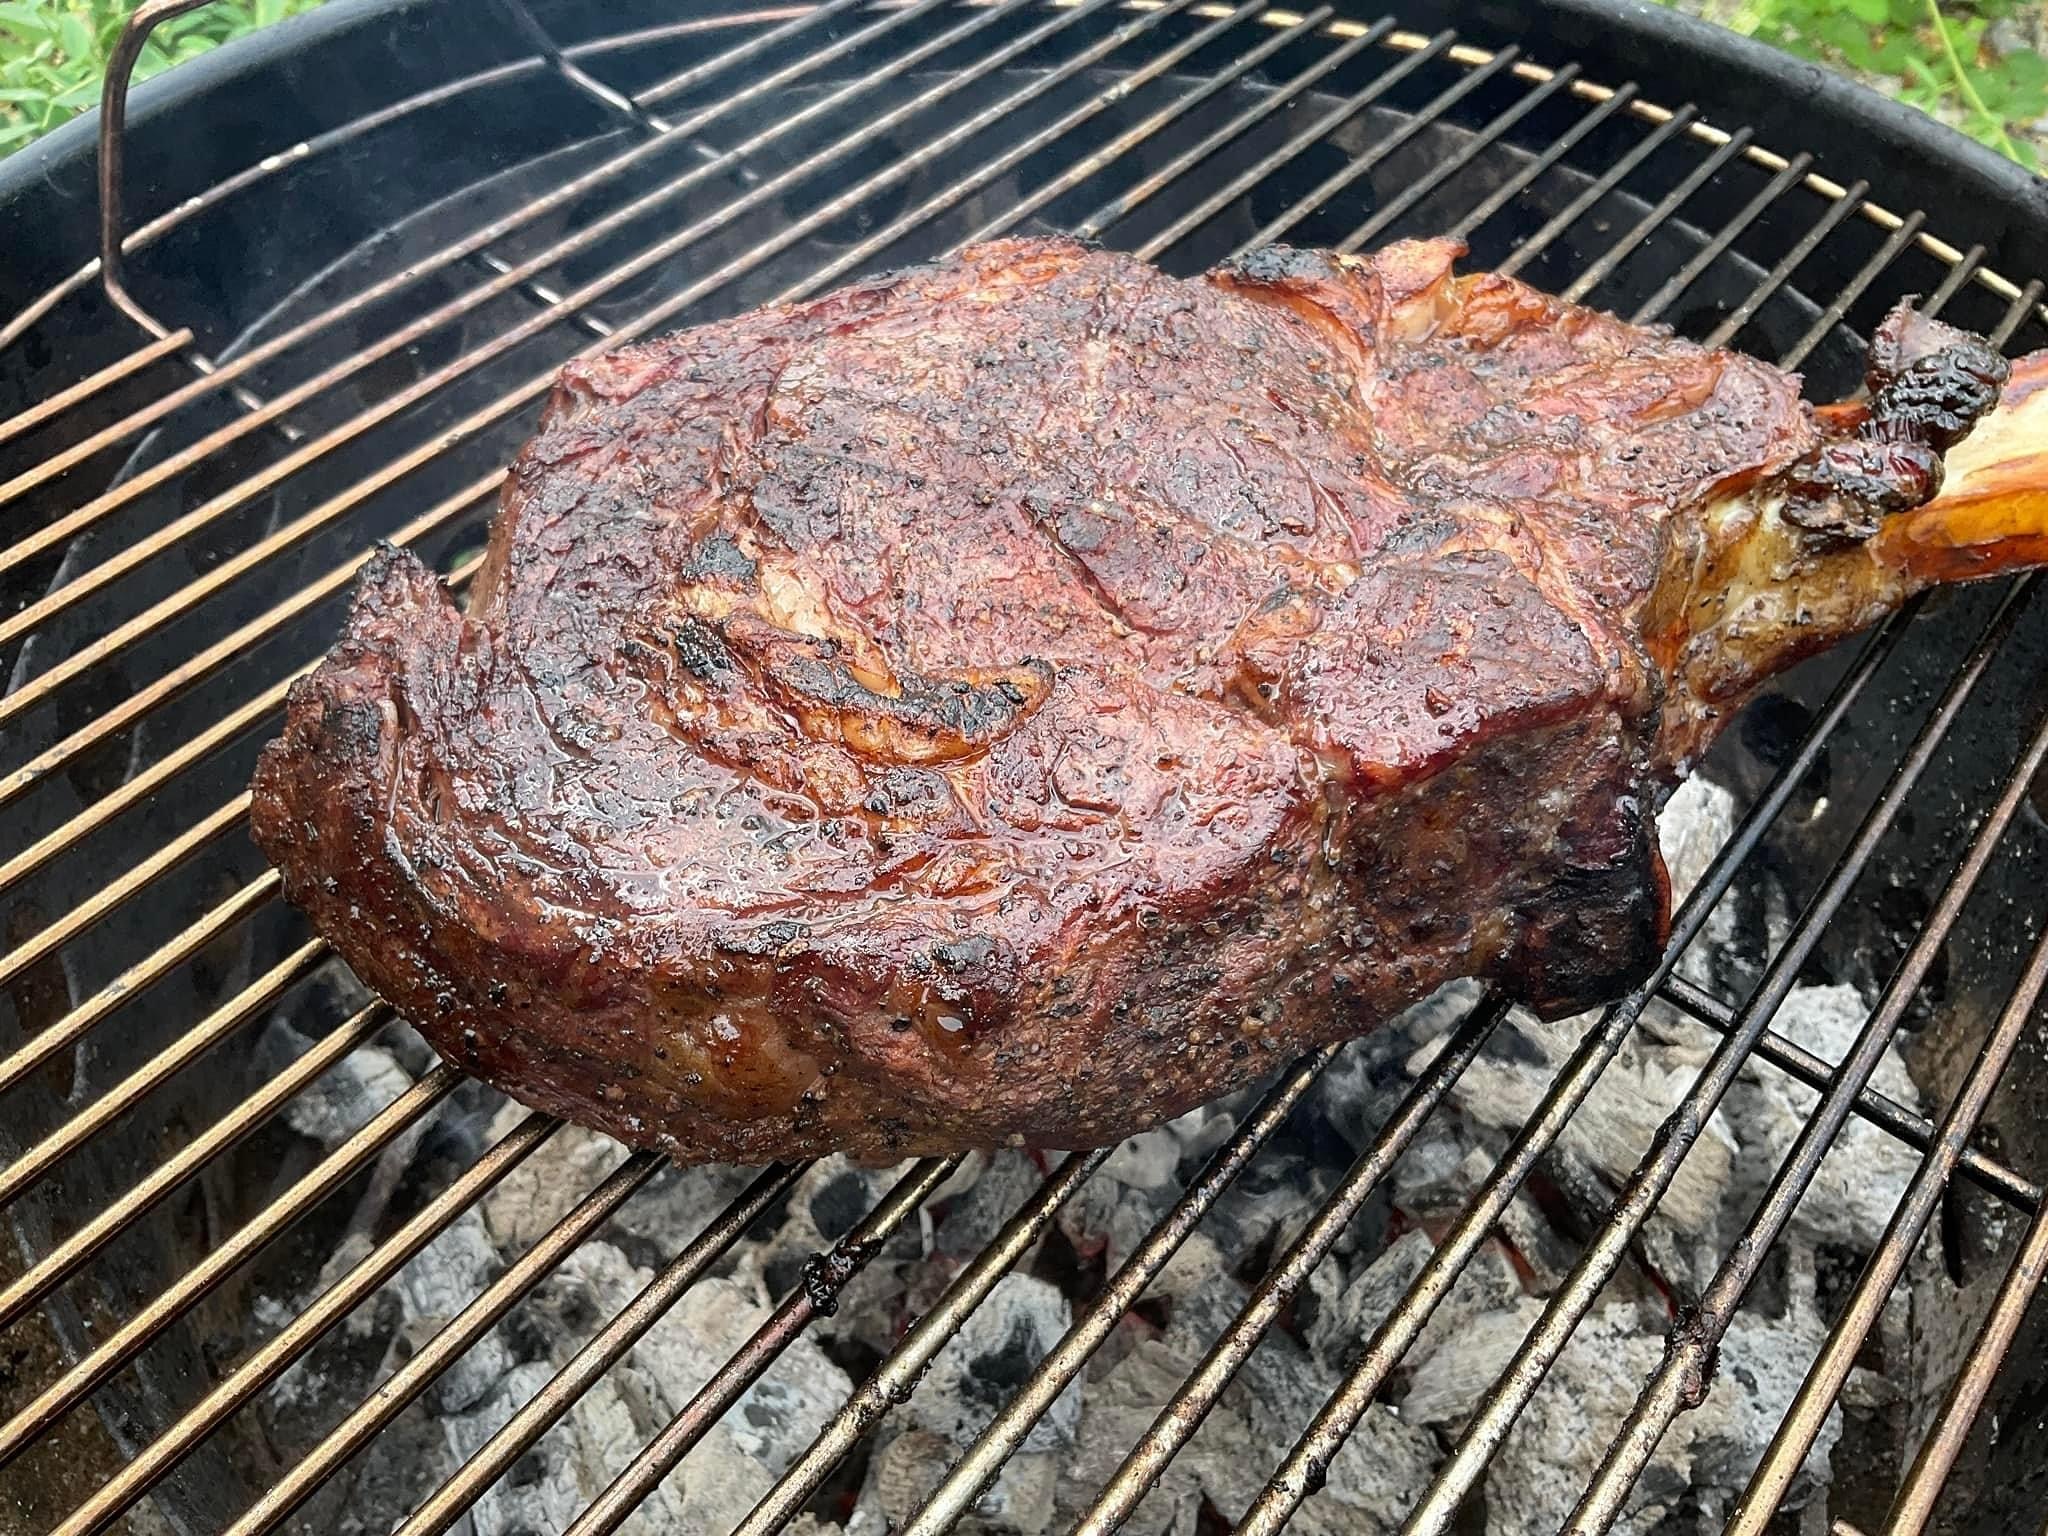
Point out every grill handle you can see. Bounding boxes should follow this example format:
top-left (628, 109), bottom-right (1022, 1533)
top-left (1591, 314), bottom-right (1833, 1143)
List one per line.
top-left (96, 0), bottom-right (221, 339)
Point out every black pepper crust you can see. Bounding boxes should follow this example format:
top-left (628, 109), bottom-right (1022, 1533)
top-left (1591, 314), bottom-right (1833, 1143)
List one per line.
top-left (251, 238), bottom-right (2012, 1164)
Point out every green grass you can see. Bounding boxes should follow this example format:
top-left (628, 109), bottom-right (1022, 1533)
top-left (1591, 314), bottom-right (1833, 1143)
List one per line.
top-left (1708, 0), bottom-right (2046, 168)
top-left (0, 0), bottom-right (321, 154)
top-left (0, 0), bottom-right (2041, 167)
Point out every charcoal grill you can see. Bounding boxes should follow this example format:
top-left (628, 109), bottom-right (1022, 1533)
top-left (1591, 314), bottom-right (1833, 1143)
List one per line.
top-left (2, 0), bottom-right (2046, 1532)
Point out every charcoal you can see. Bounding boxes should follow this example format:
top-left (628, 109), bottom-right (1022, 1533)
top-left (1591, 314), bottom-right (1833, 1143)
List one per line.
top-left (1419, 1010), bottom-right (1736, 1296)
top-left (1164, 1099), bottom-right (1240, 1166)
top-left (1399, 1300), bottom-right (1544, 1428)
top-left (1053, 1339), bottom-right (1223, 1536)
top-left (1307, 980), bottom-right (1486, 1155)
top-left (1390, 1129), bottom-right (1479, 1214)
top-left (520, 1240), bottom-right (645, 1361)
top-left (977, 1452), bottom-right (1059, 1535)
top-left (1723, 982), bottom-right (1924, 1252)
top-left (1148, 1230), bottom-right (1228, 1303)
top-left (393, 1208), bottom-right (513, 1413)
top-left (1105, 1189), bottom-right (1174, 1275)
top-left (870, 1427), bottom-right (954, 1526)
top-left (1482, 1261), bottom-right (1839, 1536)
top-left (1306, 1228), bottom-right (1431, 1366)
top-left (1054, 1170), bottom-right (1125, 1260)
top-left (937, 1149), bottom-right (1046, 1260)
top-left (1172, 1272), bottom-right (1437, 1535)
top-left (1658, 773), bottom-right (1745, 998)
top-left (865, 1426), bottom-right (1055, 1536)
top-left (1103, 1127), bottom-right (1182, 1192)
top-left (908, 1273), bottom-right (1080, 1454)
top-left (1405, 1239), bottom-right (1525, 1378)
top-left (630, 1273), bottom-right (853, 1472)
top-left (448, 1360), bottom-right (696, 1536)
top-left (282, 1044), bottom-right (410, 1147)
top-left (1497, 1187), bottom-right (1575, 1292)
top-left (479, 1103), bottom-right (629, 1252)
top-left (607, 1155), bottom-right (765, 1267)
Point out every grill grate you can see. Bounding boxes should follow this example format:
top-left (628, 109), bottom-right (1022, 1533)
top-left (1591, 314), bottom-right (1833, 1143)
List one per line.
top-left (2, 2), bottom-right (2046, 1534)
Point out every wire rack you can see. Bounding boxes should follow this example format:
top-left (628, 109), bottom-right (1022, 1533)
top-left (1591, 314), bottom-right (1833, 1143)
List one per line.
top-left (1, 1), bottom-right (2046, 1533)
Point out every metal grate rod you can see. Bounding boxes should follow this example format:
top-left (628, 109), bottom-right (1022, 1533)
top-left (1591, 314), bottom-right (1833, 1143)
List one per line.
top-left (1558, 127), bottom-right (1758, 304)
top-left (0, 8), bottom-right (891, 352)
top-left (0, 794), bottom-right (249, 989)
top-left (4, 16), bottom-right (2042, 1535)
top-left (1881, 1194), bottom-right (2048, 1534)
top-left (1702, 177), bottom-right (1870, 349)
top-left (0, 550), bottom-right (483, 930)
top-left (2, 682), bottom-right (294, 901)
top-left (0, 561), bottom-right (495, 1101)
top-left (1563, 658), bottom-right (2048, 1534)
top-left (45, 1114), bottom-right (562, 1536)
top-left (0, 0), bottom-right (1223, 1019)
top-left (0, 329), bottom-right (192, 445)
top-left (953, 2), bottom-right (1340, 250)
top-left (563, 1157), bottom-right (961, 1536)
top-left (633, 0), bottom-right (869, 104)
top-left (773, 0), bottom-right (1305, 302)
top-left (0, 1066), bottom-right (462, 1470)
top-left (0, 868), bottom-right (279, 1096)
top-left (0, 0), bottom-right (1136, 725)
top-left (899, 1048), bottom-right (1340, 1535)
top-left (1338, 59), bottom-right (1581, 251)
top-left (0, 0), bottom-right (1048, 651)
top-left (215, 1147), bottom-right (669, 1536)
top-left (1071, 17), bottom-right (1398, 241)
top-left (1444, 80), bottom-right (1640, 241)
top-left (1070, 992), bottom-right (1513, 1536)
top-left (0, 0), bottom-right (897, 516)
top-left (1727, 915), bottom-right (2048, 1535)
top-left (1242, 41), bottom-right (1522, 251)
top-left (1657, 975), bottom-right (2041, 1211)
top-left (1774, 206), bottom-right (1927, 366)
top-left (1494, 103), bottom-right (1698, 279)
top-left (392, 1162), bottom-right (810, 1536)
top-left (0, 1004), bottom-right (392, 1332)
top-left (0, 476), bottom-right (497, 816)
top-left (734, 1148), bottom-right (1114, 1536)
top-left (0, 939), bottom-right (326, 1211)
top-left (1989, 279), bottom-right (2048, 347)
top-left (1232, 596), bottom-right (1919, 1535)
top-left (1136, 26), bottom-right (1456, 260)
top-left (1631, 148), bottom-right (1818, 321)
top-left (1393, 575), bottom-right (2040, 1536)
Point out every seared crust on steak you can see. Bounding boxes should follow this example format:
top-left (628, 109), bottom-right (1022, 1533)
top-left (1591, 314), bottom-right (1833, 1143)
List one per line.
top-left (251, 237), bottom-right (2032, 1164)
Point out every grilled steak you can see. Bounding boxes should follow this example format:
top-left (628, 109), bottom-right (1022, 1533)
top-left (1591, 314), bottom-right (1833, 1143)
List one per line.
top-left (251, 237), bottom-right (2046, 1165)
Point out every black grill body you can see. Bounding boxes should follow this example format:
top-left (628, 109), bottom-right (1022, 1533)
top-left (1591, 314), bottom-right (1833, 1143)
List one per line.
top-left (0, 4), bottom-right (2044, 1535)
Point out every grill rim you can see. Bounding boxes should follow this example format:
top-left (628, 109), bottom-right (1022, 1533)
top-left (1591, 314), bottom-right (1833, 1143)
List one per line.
top-left (5, 0), bottom-right (2048, 323)
top-left (2, 3), bottom-right (2047, 1535)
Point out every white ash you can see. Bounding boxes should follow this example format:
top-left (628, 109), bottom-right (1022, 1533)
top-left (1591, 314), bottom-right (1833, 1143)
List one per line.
top-left (907, 1273), bottom-right (1080, 1455)
top-left (1461, 1254), bottom-right (1841, 1535)
top-left (282, 1044), bottom-right (412, 1147)
top-left (1660, 773), bottom-right (1745, 997)
top-left (479, 1107), bottom-right (630, 1251)
top-left (239, 761), bottom-right (1929, 1536)
top-left (1722, 981), bottom-right (1925, 1251)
